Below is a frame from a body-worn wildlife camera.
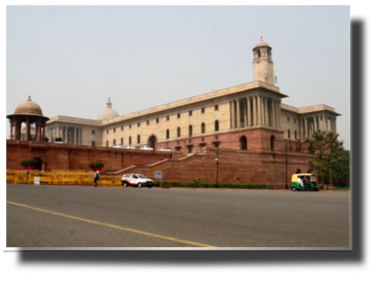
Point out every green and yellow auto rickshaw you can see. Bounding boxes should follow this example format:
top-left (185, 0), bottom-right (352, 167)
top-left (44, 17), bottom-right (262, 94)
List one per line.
top-left (291, 173), bottom-right (319, 192)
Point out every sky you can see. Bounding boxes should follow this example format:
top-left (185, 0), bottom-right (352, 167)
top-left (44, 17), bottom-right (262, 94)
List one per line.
top-left (5, 5), bottom-right (350, 149)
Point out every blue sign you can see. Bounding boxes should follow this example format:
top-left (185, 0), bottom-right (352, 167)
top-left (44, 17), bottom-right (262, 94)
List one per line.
top-left (155, 171), bottom-right (162, 179)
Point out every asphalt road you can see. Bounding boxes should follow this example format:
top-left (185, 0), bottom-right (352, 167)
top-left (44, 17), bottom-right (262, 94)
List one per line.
top-left (6, 184), bottom-right (350, 248)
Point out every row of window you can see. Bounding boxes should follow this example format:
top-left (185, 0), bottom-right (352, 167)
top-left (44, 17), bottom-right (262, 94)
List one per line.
top-left (105, 105), bottom-right (219, 134)
top-left (287, 129), bottom-right (298, 139)
top-left (287, 117), bottom-right (297, 124)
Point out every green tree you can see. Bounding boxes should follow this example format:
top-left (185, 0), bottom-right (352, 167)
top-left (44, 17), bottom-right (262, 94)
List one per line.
top-left (305, 131), bottom-right (349, 186)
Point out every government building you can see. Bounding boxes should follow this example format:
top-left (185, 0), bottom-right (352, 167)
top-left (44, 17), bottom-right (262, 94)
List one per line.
top-left (7, 39), bottom-right (340, 184)
top-left (44, 38), bottom-right (339, 154)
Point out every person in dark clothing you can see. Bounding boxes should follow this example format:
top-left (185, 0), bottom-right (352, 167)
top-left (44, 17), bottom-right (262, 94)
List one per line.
top-left (93, 170), bottom-right (99, 187)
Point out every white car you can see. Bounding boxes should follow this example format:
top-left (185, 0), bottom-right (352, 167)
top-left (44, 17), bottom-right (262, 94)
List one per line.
top-left (121, 173), bottom-right (153, 188)
top-left (112, 144), bottom-right (124, 148)
top-left (139, 145), bottom-right (153, 150)
top-left (187, 151), bottom-right (202, 156)
top-left (122, 145), bottom-right (136, 149)
top-left (157, 148), bottom-right (172, 152)
top-left (53, 137), bottom-right (63, 143)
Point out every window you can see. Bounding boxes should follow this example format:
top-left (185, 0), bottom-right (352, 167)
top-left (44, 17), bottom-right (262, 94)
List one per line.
top-left (214, 143), bottom-right (219, 148)
top-left (201, 123), bottom-right (205, 134)
top-left (121, 138), bottom-right (124, 145)
top-left (113, 139), bottom-right (116, 145)
top-left (92, 141), bottom-right (95, 146)
top-left (147, 120), bottom-right (149, 125)
top-left (188, 146), bottom-right (193, 153)
top-left (294, 131), bottom-right (297, 139)
top-left (288, 129), bottom-right (290, 138)
top-left (156, 118), bottom-right (159, 123)
top-left (92, 130), bottom-right (95, 135)
top-left (166, 116), bottom-right (169, 121)
top-left (129, 136), bottom-right (132, 145)
top-left (129, 124), bottom-right (131, 129)
top-left (287, 117), bottom-right (290, 122)
top-left (294, 119), bottom-right (296, 124)
top-left (201, 108), bottom-right (205, 114)
top-left (270, 135), bottom-right (275, 150)
top-left (177, 113), bottom-right (180, 119)
top-left (137, 135), bottom-right (140, 144)
top-left (114, 128), bottom-right (116, 133)
top-left (189, 125), bottom-right (193, 136)
top-left (214, 105), bottom-right (218, 111)
top-left (121, 126), bottom-right (124, 131)
top-left (177, 127), bottom-right (181, 137)
top-left (137, 123), bottom-right (140, 127)
top-left (189, 111), bottom-right (192, 116)
top-left (107, 130), bottom-right (109, 134)
top-left (166, 129), bottom-right (170, 139)
top-left (215, 120), bottom-right (219, 131)
top-left (106, 141), bottom-right (109, 147)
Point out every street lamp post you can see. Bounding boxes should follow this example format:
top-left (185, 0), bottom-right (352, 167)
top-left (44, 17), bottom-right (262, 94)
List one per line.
top-left (285, 143), bottom-right (288, 189)
top-left (216, 146), bottom-right (219, 188)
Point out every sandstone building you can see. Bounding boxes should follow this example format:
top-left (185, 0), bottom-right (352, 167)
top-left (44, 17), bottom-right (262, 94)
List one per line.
top-left (44, 38), bottom-right (340, 154)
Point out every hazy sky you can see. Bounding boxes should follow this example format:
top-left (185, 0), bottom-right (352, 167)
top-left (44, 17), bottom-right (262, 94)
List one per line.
top-left (6, 5), bottom-right (350, 149)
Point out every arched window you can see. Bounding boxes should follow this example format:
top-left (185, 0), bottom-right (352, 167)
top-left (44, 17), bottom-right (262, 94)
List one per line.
top-left (92, 141), bottom-right (95, 146)
top-left (215, 120), bottom-right (219, 131)
top-left (137, 135), bottom-right (140, 144)
top-left (201, 123), bottom-right (205, 134)
top-left (177, 127), bottom-right (181, 137)
top-left (239, 135), bottom-right (247, 150)
top-left (166, 129), bottom-right (169, 139)
top-left (270, 135), bottom-right (275, 150)
top-left (189, 125), bottom-right (192, 136)
top-left (257, 49), bottom-right (260, 58)
top-left (288, 129), bottom-right (290, 139)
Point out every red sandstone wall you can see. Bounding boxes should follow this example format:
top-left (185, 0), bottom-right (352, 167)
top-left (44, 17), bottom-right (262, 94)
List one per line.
top-left (7, 140), bottom-right (316, 185)
top-left (6, 140), bottom-right (172, 172)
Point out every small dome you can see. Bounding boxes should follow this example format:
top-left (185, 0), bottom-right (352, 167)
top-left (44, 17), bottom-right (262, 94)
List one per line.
top-left (255, 37), bottom-right (270, 48)
top-left (97, 97), bottom-right (119, 120)
top-left (14, 96), bottom-right (43, 116)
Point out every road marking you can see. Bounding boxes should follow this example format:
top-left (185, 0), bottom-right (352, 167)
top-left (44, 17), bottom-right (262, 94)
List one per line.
top-left (7, 201), bottom-right (217, 247)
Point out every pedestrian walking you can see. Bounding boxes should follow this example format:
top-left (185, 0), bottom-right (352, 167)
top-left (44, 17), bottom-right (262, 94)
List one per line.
top-left (94, 170), bottom-right (99, 187)
top-left (25, 169), bottom-right (29, 184)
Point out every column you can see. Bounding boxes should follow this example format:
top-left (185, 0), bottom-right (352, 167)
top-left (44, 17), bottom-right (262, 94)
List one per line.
top-left (333, 118), bottom-right (337, 134)
top-left (236, 99), bottom-right (240, 128)
top-left (246, 97), bottom-right (251, 127)
top-left (273, 99), bottom-right (277, 128)
top-left (264, 97), bottom-right (269, 127)
top-left (25, 118), bottom-right (30, 141)
top-left (243, 100), bottom-right (247, 127)
top-left (66, 127), bottom-right (69, 143)
top-left (35, 120), bottom-right (41, 141)
top-left (277, 100), bottom-right (281, 128)
top-left (304, 117), bottom-right (308, 139)
top-left (9, 121), bottom-right (13, 139)
top-left (257, 96), bottom-right (261, 125)
top-left (74, 127), bottom-right (77, 145)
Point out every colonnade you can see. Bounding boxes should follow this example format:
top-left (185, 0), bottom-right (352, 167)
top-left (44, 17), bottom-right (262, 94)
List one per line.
top-left (299, 114), bottom-right (337, 139)
top-left (48, 126), bottom-right (83, 145)
top-left (9, 116), bottom-right (47, 141)
top-left (229, 95), bottom-right (281, 129)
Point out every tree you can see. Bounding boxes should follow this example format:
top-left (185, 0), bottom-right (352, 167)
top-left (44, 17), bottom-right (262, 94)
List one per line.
top-left (305, 130), bottom-right (349, 186)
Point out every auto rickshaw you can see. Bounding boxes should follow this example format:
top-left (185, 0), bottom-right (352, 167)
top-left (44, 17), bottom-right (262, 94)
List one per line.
top-left (291, 173), bottom-right (319, 192)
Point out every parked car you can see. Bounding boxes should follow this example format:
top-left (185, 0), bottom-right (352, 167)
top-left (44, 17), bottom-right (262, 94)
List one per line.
top-left (112, 144), bottom-right (124, 148)
top-left (53, 137), bottom-right (63, 143)
top-left (157, 148), bottom-right (172, 152)
top-left (187, 151), bottom-right (202, 156)
top-left (122, 145), bottom-right (136, 149)
top-left (139, 145), bottom-right (153, 150)
top-left (121, 173), bottom-right (153, 188)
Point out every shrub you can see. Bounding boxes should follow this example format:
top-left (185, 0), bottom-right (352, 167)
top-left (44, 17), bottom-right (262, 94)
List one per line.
top-left (94, 162), bottom-right (104, 167)
top-left (21, 159), bottom-right (38, 166)
top-left (88, 162), bottom-right (96, 168)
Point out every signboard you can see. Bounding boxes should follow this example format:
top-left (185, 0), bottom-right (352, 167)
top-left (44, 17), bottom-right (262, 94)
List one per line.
top-left (34, 177), bottom-right (40, 185)
top-left (155, 171), bottom-right (162, 179)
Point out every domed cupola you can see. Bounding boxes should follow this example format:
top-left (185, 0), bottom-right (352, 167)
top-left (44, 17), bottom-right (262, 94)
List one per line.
top-left (252, 37), bottom-right (275, 86)
top-left (14, 95), bottom-right (44, 116)
top-left (97, 97), bottom-right (119, 120)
